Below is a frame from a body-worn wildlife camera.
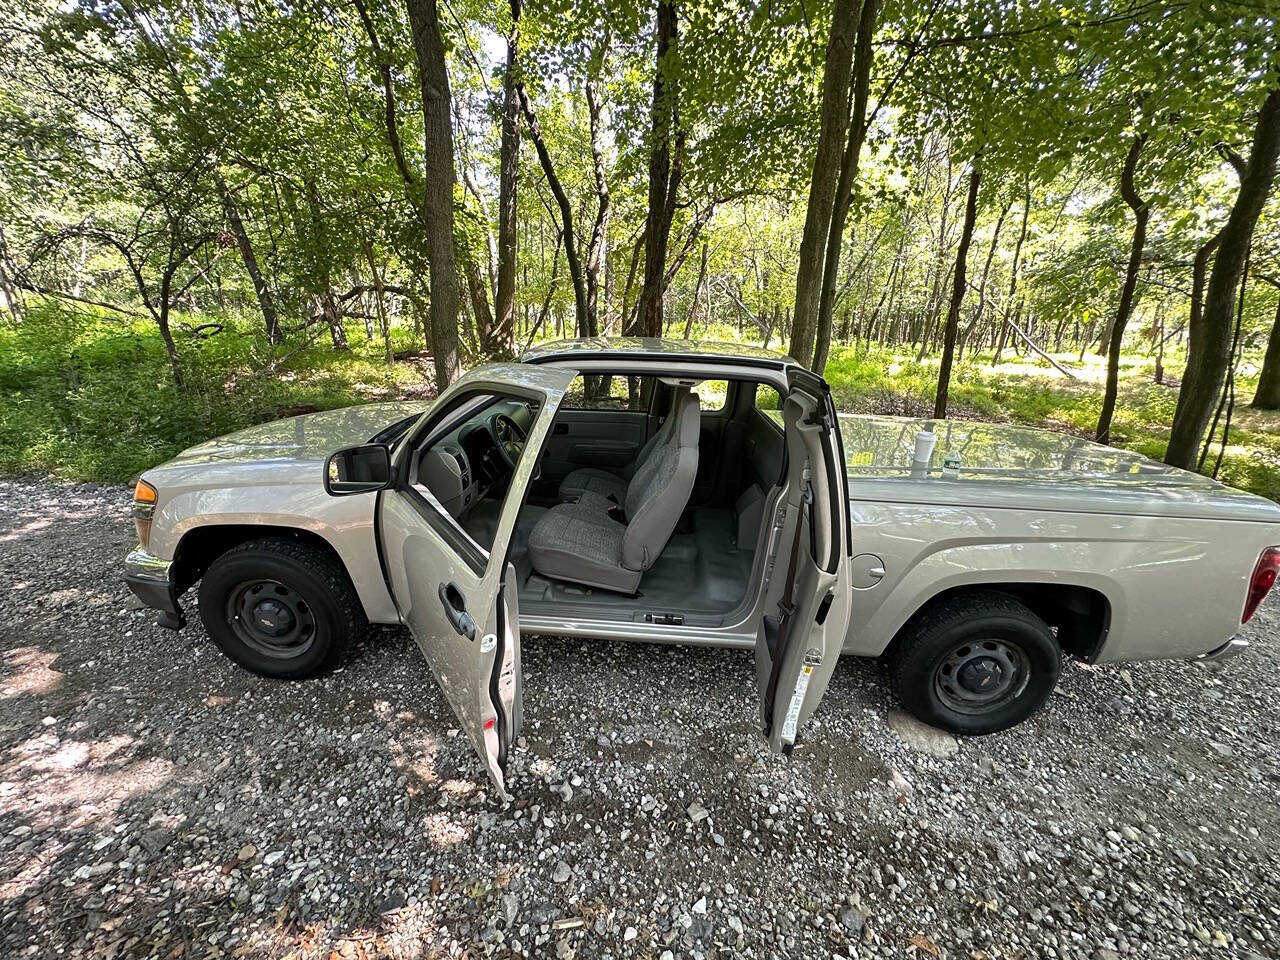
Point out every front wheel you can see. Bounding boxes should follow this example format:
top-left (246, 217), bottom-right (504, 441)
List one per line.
top-left (197, 537), bottom-right (366, 678)
top-left (888, 591), bottom-right (1061, 734)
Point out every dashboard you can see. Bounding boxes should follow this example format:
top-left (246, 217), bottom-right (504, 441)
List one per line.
top-left (415, 399), bottom-right (535, 518)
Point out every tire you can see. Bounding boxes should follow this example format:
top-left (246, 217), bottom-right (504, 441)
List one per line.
top-left (888, 591), bottom-right (1061, 735)
top-left (197, 537), bottom-right (366, 679)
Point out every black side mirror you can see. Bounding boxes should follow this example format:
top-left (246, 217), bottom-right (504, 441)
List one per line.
top-left (324, 444), bottom-right (392, 496)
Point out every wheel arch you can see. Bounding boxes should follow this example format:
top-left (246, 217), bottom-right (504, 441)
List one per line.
top-left (883, 582), bottom-right (1112, 663)
top-left (172, 524), bottom-right (351, 598)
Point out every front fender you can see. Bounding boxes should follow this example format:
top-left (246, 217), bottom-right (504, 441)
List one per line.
top-left (147, 477), bottom-right (398, 624)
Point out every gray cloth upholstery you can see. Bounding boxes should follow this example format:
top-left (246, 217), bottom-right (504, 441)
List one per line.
top-left (529, 389), bottom-right (701, 593)
top-left (558, 467), bottom-right (628, 503)
top-left (525, 506), bottom-right (639, 593)
top-left (556, 391), bottom-right (684, 501)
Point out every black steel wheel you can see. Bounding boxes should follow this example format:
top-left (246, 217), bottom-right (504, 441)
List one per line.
top-left (888, 591), bottom-right (1060, 734)
top-left (198, 537), bottom-right (366, 678)
top-left (224, 579), bottom-right (317, 659)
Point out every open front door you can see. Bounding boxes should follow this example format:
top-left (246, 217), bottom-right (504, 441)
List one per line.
top-left (378, 364), bottom-right (574, 796)
top-left (755, 369), bottom-right (852, 753)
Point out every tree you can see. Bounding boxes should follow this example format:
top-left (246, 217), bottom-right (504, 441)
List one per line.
top-left (1166, 83), bottom-right (1280, 463)
top-left (636, 0), bottom-right (682, 337)
top-left (812, 0), bottom-right (881, 374)
top-left (1254, 274), bottom-right (1280, 410)
top-left (787, 0), bottom-right (859, 365)
top-left (493, 0), bottom-right (522, 356)
top-left (1095, 132), bottom-right (1149, 444)
top-left (933, 154), bottom-right (980, 418)
top-left (405, 0), bottom-right (460, 388)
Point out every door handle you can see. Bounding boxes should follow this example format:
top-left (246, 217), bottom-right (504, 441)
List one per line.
top-left (553, 423), bottom-right (569, 435)
top-left (438, 582), bottom-right (476, 640)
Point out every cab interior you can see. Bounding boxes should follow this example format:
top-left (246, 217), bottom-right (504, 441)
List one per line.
top-left (439, 374), bottom-right (789, 628)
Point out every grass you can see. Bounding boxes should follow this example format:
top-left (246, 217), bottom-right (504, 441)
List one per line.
top-left (2, 301), bottom-right (1277, 501)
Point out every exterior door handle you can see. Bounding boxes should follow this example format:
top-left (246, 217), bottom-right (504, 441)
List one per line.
top-left (868, 567), bottom-right (886, 578)
top-left (438, 582), bottom-right (476, 640)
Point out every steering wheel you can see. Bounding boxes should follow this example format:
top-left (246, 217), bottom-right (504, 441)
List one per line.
top-left (491, 413), bottom-right (527, 470)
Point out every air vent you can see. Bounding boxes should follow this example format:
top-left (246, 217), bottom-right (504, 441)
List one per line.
top-left (448, 448), bottom-right (470, 485)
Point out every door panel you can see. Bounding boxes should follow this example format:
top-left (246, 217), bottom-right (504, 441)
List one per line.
top-left (538, 408), bottom-right (648, 486)
top-left (378, 364), bottom-right (573, 795)
top-left (754, 381), bottom-right (852, 753)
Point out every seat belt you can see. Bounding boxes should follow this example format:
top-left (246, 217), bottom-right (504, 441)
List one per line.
top-left (762, 468), bottom-right (813, 739)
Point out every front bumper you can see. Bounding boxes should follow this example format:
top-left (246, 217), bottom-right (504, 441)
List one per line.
top-left (124, 546), bottom-right (186, 629)
top-left (1196, 635), bottom-right (1249, 664)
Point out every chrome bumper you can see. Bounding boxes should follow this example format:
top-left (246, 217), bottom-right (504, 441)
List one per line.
top-left (1196, 636), bottom-right (1249, 663)
top-left (124, 546), bottom-right (185, 629)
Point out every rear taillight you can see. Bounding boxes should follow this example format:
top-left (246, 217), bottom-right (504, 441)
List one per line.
top-left (1243, 547), bottom-right (1280, 624)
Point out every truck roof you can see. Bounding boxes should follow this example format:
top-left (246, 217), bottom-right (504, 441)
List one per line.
top-left (521, 336), bottom-right (795, 368)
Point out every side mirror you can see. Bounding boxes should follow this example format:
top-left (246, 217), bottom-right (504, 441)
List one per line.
top-left (324, 444), bottom-right (392, 496)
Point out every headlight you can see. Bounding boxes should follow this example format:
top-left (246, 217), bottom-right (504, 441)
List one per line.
top-left (132, 479), bottom-right (157, 547)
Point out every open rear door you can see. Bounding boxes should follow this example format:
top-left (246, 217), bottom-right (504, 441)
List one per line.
top-left (755, 369), bottom-right (852, 753)
top-left (377, 364), bottom-right (574, 796)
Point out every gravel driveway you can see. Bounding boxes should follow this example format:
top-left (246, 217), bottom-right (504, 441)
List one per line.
top-left (2, 480), bottom-right (1279, 960)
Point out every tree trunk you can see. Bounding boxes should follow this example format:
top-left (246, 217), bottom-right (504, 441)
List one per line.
top-left (932, 156), bottom-right (981, 419)
top-left (216, 175), bottom-right (281, 344)
top-left (1166, 85), bottom-right (1280, 464)
top-left (788, 0), bottom-right (861, 366)
top-left (493, 0), bottom-right (521, 355)
top-left (0, 222), bottom-right (22, 322)
top-left (519, 87), bottom-right (589, 336)
top-left (958, 199), bottom-right (1010, 361)
top-left (637, 0), bottom-right (682, 337)
top-left (1253, 278), bottom-right (1280, 409)
top-left (465, 257), bottom-right (495, 355)
top-left (993, 175), bottom-right (1031, 365)
top-left (156, 272), bottom-right (183, 388)
top-left (812, 0), bottom-right (879, 375)
top-left (684, 241), bottom-right (708, 338)
top-left (585, 71), bottom-right (610, 339)
top-left (1095, 134), bottom-right (1149, 444)
top-left (406, 0), bottom-right (460, 389)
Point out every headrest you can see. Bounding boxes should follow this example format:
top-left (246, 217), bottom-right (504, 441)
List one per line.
top-left (675, 391), bottom-right (701, 448)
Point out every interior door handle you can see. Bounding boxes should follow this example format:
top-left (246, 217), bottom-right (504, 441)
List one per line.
top-left (553, 423), bottom-right (569, 435)
top-left (438, 582), bottom-right (476, 640)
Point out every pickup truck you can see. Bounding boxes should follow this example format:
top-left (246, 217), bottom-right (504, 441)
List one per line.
top-left (124, 338), bottom-right (1280, 794)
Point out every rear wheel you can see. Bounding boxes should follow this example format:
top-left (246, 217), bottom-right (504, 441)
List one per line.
top-left (197, 537), bottom-right (366, 678)
top-left (888, 592), bottom-right (1060, 734)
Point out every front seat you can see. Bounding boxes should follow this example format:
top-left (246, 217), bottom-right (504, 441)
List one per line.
top-left (528, 390), bottom-right (701, 594)
top-left (558, 389), bottom-right (683, 502)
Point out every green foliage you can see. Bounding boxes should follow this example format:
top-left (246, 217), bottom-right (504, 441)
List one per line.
top-left (0, 301), bottom-right (427, 482)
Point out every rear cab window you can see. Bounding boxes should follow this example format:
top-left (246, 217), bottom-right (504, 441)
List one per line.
top-left (562, 375), bottom-right (653, 411)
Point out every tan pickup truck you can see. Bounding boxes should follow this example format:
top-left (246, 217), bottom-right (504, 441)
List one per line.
top-left (124, 338), bottom-right (1280, 793)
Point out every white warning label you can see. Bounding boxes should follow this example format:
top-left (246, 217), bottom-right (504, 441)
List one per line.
top-left (780, 663), bottom-right (813, 743)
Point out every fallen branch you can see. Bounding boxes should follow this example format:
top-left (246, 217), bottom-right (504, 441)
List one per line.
top-left (998, 316), bottom-right (1079, 379)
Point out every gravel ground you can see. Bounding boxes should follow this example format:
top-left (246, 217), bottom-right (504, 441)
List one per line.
top-left (2, 480), bottom-right (1280, 960)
